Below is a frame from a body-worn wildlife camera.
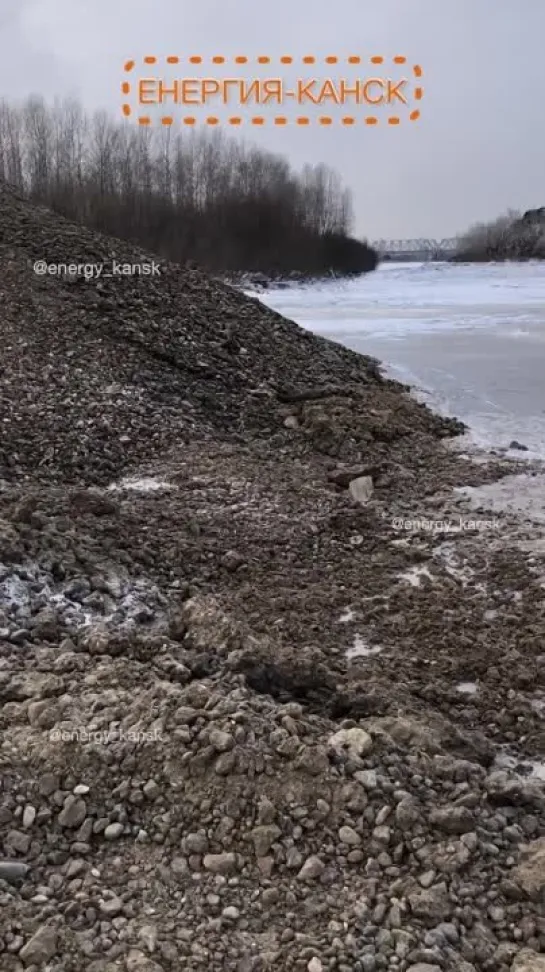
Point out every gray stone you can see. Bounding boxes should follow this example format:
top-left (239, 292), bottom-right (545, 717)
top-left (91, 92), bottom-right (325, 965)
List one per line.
top-left (143, 780), bottom-right (161, 800)
top-left (408, 882), bottom-right (451, 922)
top-left (183, 832), bottom-right (208, 855)
top-left (338, 825), bottom-right (361, 846)
top-left (104, 823), bottom-right (125, 840)
top-left (298, 855), bottom-right (325, 881)
top-left (307, 959), bottom-right (323, 972)
top-left (58, 795), bottom-right (87, 829)
top-left (5, 830), bottom-right (30, 854)
top-left (100, 894), bottom-right (123, 916)
top-left (126, 950), bottom-right (165, 971)
top-left (355, 769), bottom-right (378, 790)
top-left (0, 861), bottom-right (30, 884)
top-left (251, 824), bottom-right (281, 857)
top-left (429, 806), bottom-right (476, 835)
top-left (208, 728), bottom-right (234, 752)
top-left (407, 966), bottom-right (443, 972)
top-left (348, 476), bottom-right (374, 505)
top-left (396, 798), bottom-right (421, 830)
top-left (203, 852), bottom-right (237, 875)
top-left (22, 805), bottom-right (36, 829)
top-left (511, 837), bottom-right (545, 899)
top-left (19, 924), bottom-right (58, 966)
top-left (222, 905), bottom-right (240, 920)
top-left (512, 950), bottom-right (545, 971)
top-left (328, 727), bottom-right (373, 760)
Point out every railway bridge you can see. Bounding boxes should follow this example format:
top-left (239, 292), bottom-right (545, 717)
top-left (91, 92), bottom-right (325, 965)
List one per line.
top-left (371, 238), bottom-right (460, 261)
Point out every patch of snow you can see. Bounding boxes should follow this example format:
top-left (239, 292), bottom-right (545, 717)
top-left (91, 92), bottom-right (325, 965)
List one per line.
top-left (108, 477), bottom-right (173, 493)
top-left (433, 542), bottom-right (476, 585)
top-left (1, 574), bottom-right (31, 610)
top-left (494, 751), bottom-right (545, 782)
top-left (456, 681), bottom-right (478, 695)
top-left (349, 534), bottom-right (364, 547)
top-left (397, 565), bottom-right (434, 587)
top-left (1, 562), bottom-right (166, 634)
top-left (530, 694), bottom-right (545, 717)
top-left (455, 474), bottom-right (545, 525)
top-left (338, 608), bottom-right (355, 623)
top-left (530, 761), bottom-right (545, 781)
top-left (346, 634), bottom-right (384, 660)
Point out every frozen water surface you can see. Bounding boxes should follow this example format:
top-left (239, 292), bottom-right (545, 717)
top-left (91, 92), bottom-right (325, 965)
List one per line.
top-left (254, 261), bottom-right (545, 459)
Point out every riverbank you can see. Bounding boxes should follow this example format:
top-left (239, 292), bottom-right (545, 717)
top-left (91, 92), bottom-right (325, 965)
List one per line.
top-left (222, 268), bottom-right (367, 292)
top-left (1, 184), bottom-right (545, 972)
top-left (255, 260), bottom-right (545, 460)
top-left (453, 208), bottom-right (545, 262)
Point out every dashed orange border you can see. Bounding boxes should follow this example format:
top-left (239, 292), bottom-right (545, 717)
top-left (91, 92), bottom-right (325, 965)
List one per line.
top-left (121, 56), bottom-right (423, 125)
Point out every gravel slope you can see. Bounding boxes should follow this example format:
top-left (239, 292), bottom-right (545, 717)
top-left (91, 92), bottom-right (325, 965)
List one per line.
top-left (1, 182), bottom-right (545, 972)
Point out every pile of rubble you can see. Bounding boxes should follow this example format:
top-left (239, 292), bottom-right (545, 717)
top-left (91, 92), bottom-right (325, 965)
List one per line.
top-left (1, 183), bottom-right (544, 971)
top-left (2, 594), bottom-right (545, 972)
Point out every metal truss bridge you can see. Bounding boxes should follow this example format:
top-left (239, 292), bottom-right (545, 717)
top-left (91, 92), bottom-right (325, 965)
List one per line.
top-left (371, 238), bottom-right (460, 260)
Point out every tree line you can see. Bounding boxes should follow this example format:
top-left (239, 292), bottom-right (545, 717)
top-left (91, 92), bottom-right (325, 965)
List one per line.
top-left (454, 208), bottom-right (545, 262)
top-left (0, 95), bottom-right (377, 277)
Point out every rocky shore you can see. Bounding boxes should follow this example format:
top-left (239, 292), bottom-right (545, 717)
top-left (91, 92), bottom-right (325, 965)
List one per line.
top-left (222, 270), bottom-right (350, 293)
top-left (1, 182), bottom-right (545, 972)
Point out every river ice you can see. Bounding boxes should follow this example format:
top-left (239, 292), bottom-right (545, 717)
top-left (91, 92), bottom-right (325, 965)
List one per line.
top-left (252, 260), bottom-right (545, 459)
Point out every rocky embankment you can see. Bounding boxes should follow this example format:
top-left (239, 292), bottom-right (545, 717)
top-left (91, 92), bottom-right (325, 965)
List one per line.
top-left (1, 181), bottom-right (545, 972)
top-left (222, 270), bottom-right (349, 292)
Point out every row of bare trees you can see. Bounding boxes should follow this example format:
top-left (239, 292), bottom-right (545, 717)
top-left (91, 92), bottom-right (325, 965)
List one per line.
top-left (0, 96), bottom-right (376, 275)
top-left (454, 209), bottom-right (545, 262)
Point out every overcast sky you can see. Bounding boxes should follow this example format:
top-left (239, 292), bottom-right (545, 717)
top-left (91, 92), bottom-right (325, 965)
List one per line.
top-left (1, 0), bottom-right (543, 240)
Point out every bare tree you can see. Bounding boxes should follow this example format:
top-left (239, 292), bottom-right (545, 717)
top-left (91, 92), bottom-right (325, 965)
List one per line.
top-left (2, 94), bottom-right (376, 277)
top-left (23, 95), bottom-right (53, 198)
top-left (455, 209), bottom-right (545, 262)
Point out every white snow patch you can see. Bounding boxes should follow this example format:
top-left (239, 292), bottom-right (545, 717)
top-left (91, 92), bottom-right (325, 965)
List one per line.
top-left (346, 634), bottom-right (384, 660)
top-left (1, 562), bottom-right (166, 633)
top-left (1, 574), bottom-right (30, 611)
top-left (338, 608), bottom-right (355, 623)
top-left (494, 751), bottom-right (545, 782)
top-left (530, 761), bottom-right (545, 781)
top-left (530, 694), bottom-right (545, 717)
top-left (433, 542), bottom-right (476, 585)
top-left (456, 681), bottom-right (479, 696)
top-left (108, 477), bottom-right (174, 493)
top-left (397, 565), bottom-right (434, 587)
top-left (455, 474), bottom-right (545, 525)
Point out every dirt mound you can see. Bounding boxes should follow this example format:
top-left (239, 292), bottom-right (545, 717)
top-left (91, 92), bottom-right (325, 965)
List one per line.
top-left (0, 180), bottom-right (461, 488)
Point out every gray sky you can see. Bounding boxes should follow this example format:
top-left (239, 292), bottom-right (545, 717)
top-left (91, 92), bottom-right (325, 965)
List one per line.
top-left (1, 0), bottom-right (544, 240)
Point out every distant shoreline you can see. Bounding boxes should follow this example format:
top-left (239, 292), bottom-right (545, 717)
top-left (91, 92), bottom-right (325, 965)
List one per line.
top-left (223, 267), bottom-right (371, 290)
top-left (454, 207), bottom-right (545, 262)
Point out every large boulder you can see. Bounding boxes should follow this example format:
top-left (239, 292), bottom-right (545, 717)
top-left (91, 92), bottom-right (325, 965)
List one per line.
top-left (511, 837), bottom-right (545, 899)
top-left (512, 949), bottom-right (545, 971)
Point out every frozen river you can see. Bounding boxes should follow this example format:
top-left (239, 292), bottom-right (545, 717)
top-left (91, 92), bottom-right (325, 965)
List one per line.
top-left (252, 261), bottom-right (545, 459)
